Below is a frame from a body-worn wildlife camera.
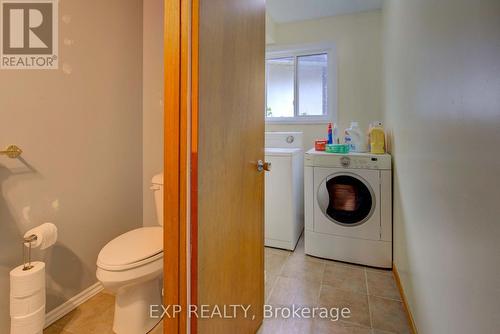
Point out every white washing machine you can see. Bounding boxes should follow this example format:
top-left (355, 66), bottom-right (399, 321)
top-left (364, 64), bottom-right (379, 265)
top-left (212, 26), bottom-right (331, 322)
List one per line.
top-left (304, 149), bottom-right (392, 268)
top-left (265, 132), bottom-right (304, 250)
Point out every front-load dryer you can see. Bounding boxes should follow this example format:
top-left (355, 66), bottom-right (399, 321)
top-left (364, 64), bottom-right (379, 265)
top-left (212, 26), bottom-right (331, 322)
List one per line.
top-left (304, 149), bottom-right (392, 268)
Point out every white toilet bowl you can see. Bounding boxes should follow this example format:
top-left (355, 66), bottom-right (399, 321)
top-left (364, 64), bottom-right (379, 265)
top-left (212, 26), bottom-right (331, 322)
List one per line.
top-left (97, 227), bottom-right (163, 334)
top-left (96, 173), bottom-right (164, 334)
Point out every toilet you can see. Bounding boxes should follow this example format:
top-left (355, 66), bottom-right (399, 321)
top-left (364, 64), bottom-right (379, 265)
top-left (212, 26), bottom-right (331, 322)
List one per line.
top-left (96, 173), bottom-right (164, 334)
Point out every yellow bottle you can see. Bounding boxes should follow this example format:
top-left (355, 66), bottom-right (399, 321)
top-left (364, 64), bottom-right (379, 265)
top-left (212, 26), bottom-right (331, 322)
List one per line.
top-left (369, 122), bottom-right (386, 154)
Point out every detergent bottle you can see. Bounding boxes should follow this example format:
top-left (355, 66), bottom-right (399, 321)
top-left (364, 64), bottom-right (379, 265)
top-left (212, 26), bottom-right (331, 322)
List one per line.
top-left (369, 121), bottom-right (386, 154)
top-left (344, 122), bottom-right (367, 152)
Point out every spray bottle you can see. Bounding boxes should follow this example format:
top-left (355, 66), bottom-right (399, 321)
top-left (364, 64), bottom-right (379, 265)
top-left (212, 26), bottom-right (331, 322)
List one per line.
top-left (327, 123), bottom-right (333, 144)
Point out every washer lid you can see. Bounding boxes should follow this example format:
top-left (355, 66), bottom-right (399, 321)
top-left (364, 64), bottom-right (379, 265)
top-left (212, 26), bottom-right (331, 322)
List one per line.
top-left (265, 132), bottom-right (303, 149)
top-left (265, 148), bottom-right (302, 157)
top-left (97, 227), bottom-right (163, 267)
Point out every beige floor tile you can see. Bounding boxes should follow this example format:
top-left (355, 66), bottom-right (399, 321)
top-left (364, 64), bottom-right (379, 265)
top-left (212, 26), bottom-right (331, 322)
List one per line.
top-left (369, 296), bottom-right (411, 334)
top-left (265, 246), bottom-right (291, 258)
top-left (148, 320), bottom-right (164, 334)
top-left (319, 285), bottom-right (371, 328)
top-left (279, 318), bottom-right (314, 334)
top-left (330, 260), bottom-right (368, 271)
top-left (372, 329), bottom-right (396, 334)
top-left (53, 292), bottom-right (115, 334)
top-left (366, 271), bottom-right (401, 301)
top-left (322, 263), bottom-right (367, 294)
top-left (265, 250), bottom-right (288, 278)
top-left (265, 273), bottom-right (278, 302)
top-left (365, 266), bottom-right (393, 276)
top-left (43, 325), bottom-right (74, 334)
top-left (281, 255), bottom-right (325, 283)
top-left (82, 308), bottom-right (115, 334)
top-left (48, 236), bottom-right (405, 334)
top-left (257, 318), bottom-right (282, 334)
top-left (289, 248), bottom-right (326, 265)
top-left (268, 276), bottom-right (321, 306)
top-left (313, 319), bottom-right (373, 334)
top-left (289, 235), bottom-right (326, 263)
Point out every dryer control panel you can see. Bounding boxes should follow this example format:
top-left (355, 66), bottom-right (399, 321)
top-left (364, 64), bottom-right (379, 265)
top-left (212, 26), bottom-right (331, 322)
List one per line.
top-left (304, 149), bottom-right (392, 170)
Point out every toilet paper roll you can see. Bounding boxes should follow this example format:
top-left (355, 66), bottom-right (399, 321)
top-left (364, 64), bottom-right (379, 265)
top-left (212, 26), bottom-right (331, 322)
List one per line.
top-left (10, 288), bottom-right (45, 317)
top-left (10, 262), bottom-right (45, 298)
top-left (10, 304), bottom-right (45, 334)
top-left (24, 223), bottom-right (58, 250)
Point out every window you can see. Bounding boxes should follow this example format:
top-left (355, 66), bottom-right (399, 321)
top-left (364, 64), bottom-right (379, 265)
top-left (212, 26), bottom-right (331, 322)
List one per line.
top-left (265, 46), bottom-right (336, 123)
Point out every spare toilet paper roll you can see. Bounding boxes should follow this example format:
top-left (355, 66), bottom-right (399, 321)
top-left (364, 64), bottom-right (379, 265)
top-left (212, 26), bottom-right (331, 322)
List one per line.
top-left (10, 261), bottom-right (45, 298)
top-left (10, 289), bottom-right (45, 317)
top-left (10, 304), bottom-right (45, 334)
top-left (10, 262), bottom-right (46, 334)
top-left (24, 223), bottom-right (58, 250)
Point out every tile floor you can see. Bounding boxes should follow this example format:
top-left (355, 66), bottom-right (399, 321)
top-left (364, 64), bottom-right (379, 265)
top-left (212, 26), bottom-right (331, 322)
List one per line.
top-left (260, 235), bottom-right (411, 334)
top-left (43, 292), bottom-right (163, 334)
top-left (45, 235), bottom-right (410, 334)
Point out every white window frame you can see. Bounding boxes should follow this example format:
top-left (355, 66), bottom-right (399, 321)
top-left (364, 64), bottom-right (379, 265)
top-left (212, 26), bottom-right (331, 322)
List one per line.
top-left (265, 43), bottom-right (337, 124)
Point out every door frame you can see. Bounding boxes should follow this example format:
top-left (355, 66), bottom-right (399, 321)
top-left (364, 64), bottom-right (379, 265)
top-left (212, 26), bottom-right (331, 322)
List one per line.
top-left (163, 0), bottom-right (197, 333)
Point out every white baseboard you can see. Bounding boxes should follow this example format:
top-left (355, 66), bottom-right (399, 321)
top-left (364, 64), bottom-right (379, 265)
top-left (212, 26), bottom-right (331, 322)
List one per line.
top-left (44, 282), bottom-right (104, 328)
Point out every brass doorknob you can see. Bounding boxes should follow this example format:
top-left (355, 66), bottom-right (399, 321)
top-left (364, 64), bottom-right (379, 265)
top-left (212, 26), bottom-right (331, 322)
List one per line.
top-left (257, 160), bottom-right (272, 172)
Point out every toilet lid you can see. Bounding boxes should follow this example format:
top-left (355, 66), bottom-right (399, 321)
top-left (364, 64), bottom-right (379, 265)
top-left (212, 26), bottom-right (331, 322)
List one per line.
top-left (97, 227), bottom-right (163, 267)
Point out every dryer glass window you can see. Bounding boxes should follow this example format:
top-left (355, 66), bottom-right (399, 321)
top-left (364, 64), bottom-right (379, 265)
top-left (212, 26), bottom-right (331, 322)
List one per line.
top-left (324, 175), bottom-right (374, 226)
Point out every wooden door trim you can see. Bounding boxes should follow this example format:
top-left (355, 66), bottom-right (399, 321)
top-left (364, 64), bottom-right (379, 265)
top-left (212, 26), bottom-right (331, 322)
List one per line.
top-left (179, 0), bottom-right (191, 332)
top-left (164, 0), bottom-right (190, 332)
top-left (163, 0), bottom-right (181, 332)
top-left (190, 0), bottom-right (199, 333)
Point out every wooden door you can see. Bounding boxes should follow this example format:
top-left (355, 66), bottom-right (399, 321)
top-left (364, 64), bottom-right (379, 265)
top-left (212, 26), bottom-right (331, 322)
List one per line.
top-left (163, 0), bottom-right (265, 333)
top-left (195, 0), bottom-right (265, 333)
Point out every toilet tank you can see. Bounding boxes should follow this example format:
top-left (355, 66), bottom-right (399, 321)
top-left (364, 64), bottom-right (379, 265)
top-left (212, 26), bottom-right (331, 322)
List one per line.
top-left (151, 173), bottom-right (164, 226)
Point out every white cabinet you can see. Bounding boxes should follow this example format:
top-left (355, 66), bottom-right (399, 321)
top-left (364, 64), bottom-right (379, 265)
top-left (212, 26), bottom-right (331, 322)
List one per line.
top-left (264, 147), bottom-right (304, 250)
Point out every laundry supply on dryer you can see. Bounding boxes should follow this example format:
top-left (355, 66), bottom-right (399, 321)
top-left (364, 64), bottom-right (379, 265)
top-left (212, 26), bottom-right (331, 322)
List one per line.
top-left (369, 121), bottom-right (386, 154)
top-left (327, 123), bottom-right (333, 144)
top-left (344, 121), bottom-right (367, 153)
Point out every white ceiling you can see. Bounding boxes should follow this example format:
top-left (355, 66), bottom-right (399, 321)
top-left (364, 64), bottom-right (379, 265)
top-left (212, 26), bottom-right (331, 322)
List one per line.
top-left (266, 0), bottom-right (384, 23)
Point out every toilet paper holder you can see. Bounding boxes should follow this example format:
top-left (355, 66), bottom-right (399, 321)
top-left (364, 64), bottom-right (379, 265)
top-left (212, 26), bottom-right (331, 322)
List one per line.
top-left (22, 234), bottom-right (38, 271)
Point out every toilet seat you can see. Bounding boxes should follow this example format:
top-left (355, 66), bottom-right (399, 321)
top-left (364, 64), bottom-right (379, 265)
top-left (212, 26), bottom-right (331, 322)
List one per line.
top-left (97, 227), bottom-right (163, 271)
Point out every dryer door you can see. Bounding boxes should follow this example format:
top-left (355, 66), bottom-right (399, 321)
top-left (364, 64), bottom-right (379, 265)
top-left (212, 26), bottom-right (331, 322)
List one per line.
top-left (314, 167), bottom-right (381, 240)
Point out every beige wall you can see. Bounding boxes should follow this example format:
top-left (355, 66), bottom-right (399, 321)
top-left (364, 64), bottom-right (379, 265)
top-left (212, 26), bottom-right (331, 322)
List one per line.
top-left (266, 11), bottom-right (383, 150)
top-left (383, 0), bottom-right (500, 332)
top-left (142, 0), bottom-right (164, 226)
top-left (0, 0), bottom-right (143, 332)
